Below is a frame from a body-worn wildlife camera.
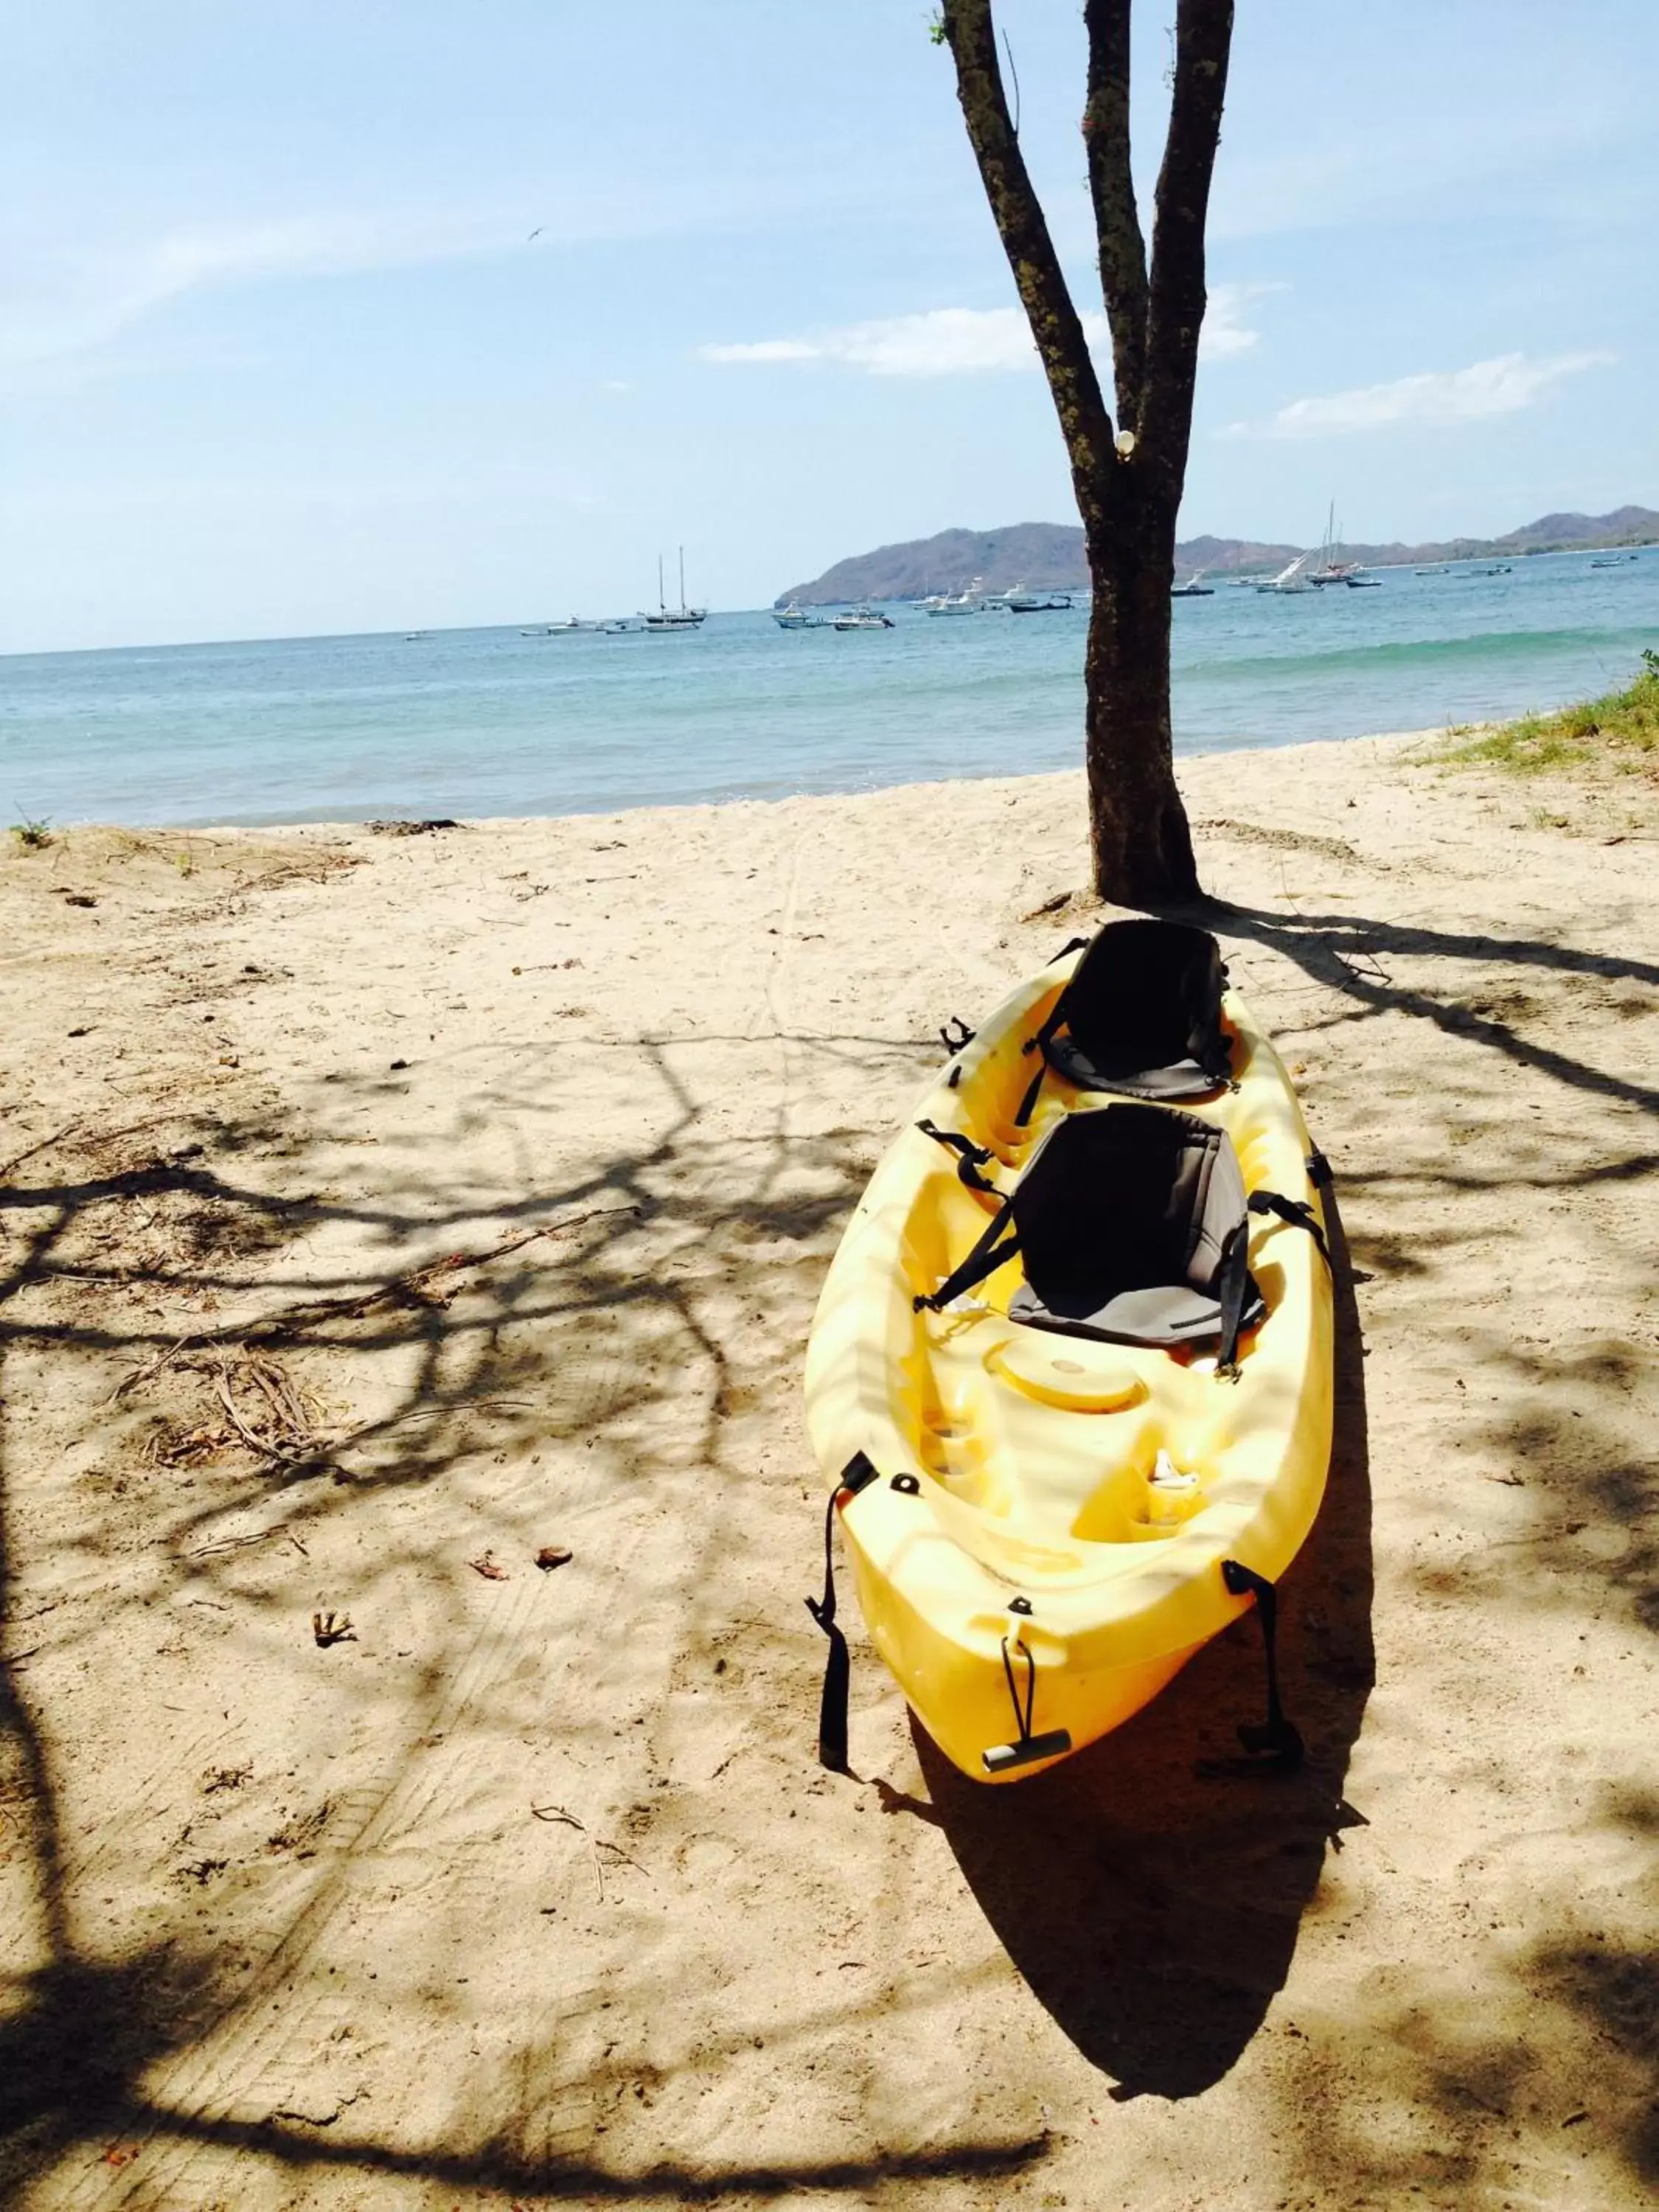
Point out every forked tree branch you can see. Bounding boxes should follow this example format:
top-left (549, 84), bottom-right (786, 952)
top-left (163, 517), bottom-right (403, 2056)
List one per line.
top-left (1141, 0), bottom-right (1234, 490)
top-left (1082, 0), bottom-right (1149, 431)
top-left (939, 0), bottom-right (1117, 538)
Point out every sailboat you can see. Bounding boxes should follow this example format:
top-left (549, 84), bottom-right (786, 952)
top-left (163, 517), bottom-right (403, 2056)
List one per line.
top-left (642, 549), bottom-right (707, 631)
top-left (1308, 504), bottom-right (1363, 586)
top-left (1256, 552), bottom-right (1314, 594)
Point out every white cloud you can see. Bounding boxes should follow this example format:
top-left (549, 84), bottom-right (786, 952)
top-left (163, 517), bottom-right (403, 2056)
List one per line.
top-left (1202, 281), bottom-right (1276, 358)
top-left (700, 285), bottom-right (1273, 378)
top-left (701, 307), bottom-right (1041, 376)
top-left (1245, 349), bottom-right (1616, 438)
top-left (4, 209), bottom-right (529, 369)
top-left (701, 336), bottom-right (825, 365)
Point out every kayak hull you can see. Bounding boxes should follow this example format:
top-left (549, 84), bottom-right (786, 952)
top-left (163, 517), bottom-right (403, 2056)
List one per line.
top-left (804, 948), bottom-right (1334, 1782)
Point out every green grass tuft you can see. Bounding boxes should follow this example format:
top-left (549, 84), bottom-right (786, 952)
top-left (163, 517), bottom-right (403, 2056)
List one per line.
top-left (1441, 650), bottom-right (1659, 776)
top-left (9, 815), bottom-right (53, 851)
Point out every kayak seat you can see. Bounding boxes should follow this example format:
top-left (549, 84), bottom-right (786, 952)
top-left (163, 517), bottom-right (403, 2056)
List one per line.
top-left (919, 1103), bottom-right (1265, 1360)
top-left (1006, 1105), bottom-right (1263, 1349)
top-left (1018, 919), bottom-right (1233, 1124)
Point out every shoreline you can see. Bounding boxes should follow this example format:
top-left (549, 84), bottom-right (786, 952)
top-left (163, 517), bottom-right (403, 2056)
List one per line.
top-left (51, 723), bottom-right (1447, 839)
top-left (3, 730), bottom-right (1655, 2208)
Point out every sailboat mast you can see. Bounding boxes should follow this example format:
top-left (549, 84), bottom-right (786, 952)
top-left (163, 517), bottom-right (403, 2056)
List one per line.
top-left (658, 554), bottom-right (665, 615)
top-left (678, 546), bottom-right (686, 615)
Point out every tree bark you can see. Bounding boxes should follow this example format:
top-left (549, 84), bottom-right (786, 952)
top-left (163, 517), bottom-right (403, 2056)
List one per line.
top-left (1085, 515), bottom-right (1197, 904)
top-left (939, 0), bottom-right (1232, 911)
top-left (937, 0), bottom-right (1115, 540)
top-left (1082, 0), bottom-right (1148, 434)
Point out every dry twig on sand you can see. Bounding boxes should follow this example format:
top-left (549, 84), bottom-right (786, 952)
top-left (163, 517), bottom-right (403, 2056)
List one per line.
top-left (110, 1202), bottom-right (639, 1400)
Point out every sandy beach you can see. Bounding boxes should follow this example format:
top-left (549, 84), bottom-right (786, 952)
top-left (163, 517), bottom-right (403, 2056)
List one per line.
top-left (2, 729), bottom-right (1655, 2210)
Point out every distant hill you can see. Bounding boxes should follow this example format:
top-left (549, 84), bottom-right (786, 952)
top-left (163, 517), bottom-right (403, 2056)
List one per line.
top-left (777, 506), bottom-right (1659, 603)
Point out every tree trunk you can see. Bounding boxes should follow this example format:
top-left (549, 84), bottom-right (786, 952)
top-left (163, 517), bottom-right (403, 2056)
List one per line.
top-left (1084, 497), bottom-right (1199, 906)
top-left (938, 0), bottom-right (1233, 912)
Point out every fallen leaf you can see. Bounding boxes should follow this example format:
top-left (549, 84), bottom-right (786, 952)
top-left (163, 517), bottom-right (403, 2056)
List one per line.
top-left (469, 1552), bottom-right (510, 1581)
top-left (535, 1545), bottom-right (574, 1571)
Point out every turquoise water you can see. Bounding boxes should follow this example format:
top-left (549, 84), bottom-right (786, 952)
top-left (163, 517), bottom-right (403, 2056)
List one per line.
top-left (1, 550), bottom-right (1655, 827)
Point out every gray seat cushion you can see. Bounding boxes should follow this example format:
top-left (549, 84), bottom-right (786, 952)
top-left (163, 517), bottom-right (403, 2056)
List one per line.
top-left (1009, 1278), bottom-right (1264, 1349)
top-left (1047, 1032), bottom-right (1225, 1102)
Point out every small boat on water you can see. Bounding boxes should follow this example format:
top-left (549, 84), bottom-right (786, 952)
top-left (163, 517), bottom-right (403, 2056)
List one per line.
top-left (773, 601), bottom-right (826, 629)
top-left (1004, 589), bottom-right (1074, 612)
top-left (1345, 575), bottom-right (1381, 588)
top-left (1307, 504), bottom-right (1363, 586)
top-left (521, 616), bottom-right (590, 635)
top-left (642, 549), bottom-right (707, 631)
top-left (1590, 554), bottom-right (1638, 568)
top-left (834, 605), bottom-right (894, 630)
top-left (1171, 571), bottom-right (1214, 598)
top-left (1257, 553), bottom-right (1314, 594)
top-left (925, 577), bottom-right (988, 616)
top-left (1467, 564), bottom-right (1512, 577)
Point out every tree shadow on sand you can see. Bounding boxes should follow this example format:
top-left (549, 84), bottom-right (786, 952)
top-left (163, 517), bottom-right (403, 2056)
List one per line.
top-left (1, 1023), bottom-right (1068, 2202)
top-left (919, 1186), bottom-right (1374, 2098)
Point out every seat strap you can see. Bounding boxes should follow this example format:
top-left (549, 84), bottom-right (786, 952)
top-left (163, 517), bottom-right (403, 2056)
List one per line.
top-left (915, 1119), bottom-right (1001, 1197)
top-left (914, 1205), bottom-right (1020, 1314)
top-left (1248, 1189), bottom-right (1332, 1267)
top-left (804, 1453), bottom-right (880, 1772)
top-left (1215, 1218), bottom-right (1254, 1379)
top-left (1220, 1559), bottom-right (1304, 1766)
top-left (1196, 1029), bottom-right (1236, 1089)
top-left (1013, 975), bottom-right (1082, 1127)
top-left (1217, 1188), bottom-right (1334, 1377)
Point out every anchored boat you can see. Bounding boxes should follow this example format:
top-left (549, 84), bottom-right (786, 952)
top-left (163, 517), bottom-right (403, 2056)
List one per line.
top-left (804, 922), bottom-right (1335, 1781)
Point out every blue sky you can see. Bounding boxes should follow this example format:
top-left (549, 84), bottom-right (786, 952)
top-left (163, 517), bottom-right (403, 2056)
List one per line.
top-left (3, 0), bottom-right (1655, 651)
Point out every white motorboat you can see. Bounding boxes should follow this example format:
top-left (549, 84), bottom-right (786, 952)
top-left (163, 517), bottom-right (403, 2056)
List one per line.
top-left (773, 601), bottom-right (822, 629)
top-left (1170, 571), bottom-right (1214, 599)
top-left (985, 582), bottom-right (1074, 612)
top-left (924, 575), bottom-right (988, 616)
top-left (833, 605), bottom-right (894, 630)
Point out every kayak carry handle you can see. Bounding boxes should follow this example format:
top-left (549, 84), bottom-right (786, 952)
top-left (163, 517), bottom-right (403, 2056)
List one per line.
top-left (981, 1632), bottom-right (1073, 1775)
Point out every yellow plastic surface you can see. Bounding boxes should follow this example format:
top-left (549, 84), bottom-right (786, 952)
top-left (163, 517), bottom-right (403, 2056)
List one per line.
top-left (802, 952), bottom-right (1334, 1783)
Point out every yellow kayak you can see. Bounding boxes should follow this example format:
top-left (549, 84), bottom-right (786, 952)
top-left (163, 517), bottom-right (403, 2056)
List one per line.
top-left (804, 925), bottom-right (1334, 1783)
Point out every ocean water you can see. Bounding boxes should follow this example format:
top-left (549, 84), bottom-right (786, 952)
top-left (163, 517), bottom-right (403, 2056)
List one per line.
top-left (1, 550), bottom-right (1655, 828)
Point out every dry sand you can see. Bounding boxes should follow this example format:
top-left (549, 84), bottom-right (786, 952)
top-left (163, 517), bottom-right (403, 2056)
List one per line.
top-left (1, 731), bottom-right (1655, 2210)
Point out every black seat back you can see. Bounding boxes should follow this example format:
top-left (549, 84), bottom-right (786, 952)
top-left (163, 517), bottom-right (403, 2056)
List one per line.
top-left (1011, 1103), bottom-right (1244, 1315)
top-left (1057, 919), bottom-right (1227, 1079)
